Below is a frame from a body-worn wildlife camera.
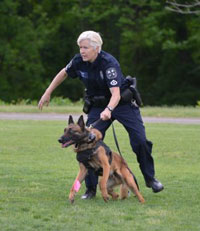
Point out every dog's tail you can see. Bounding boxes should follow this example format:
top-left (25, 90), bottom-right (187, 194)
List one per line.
top-left (127, 167), bottom-right (140, 190)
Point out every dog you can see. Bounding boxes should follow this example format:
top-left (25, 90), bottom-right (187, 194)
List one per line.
top-left (58, 115), bottom-right (145, 204)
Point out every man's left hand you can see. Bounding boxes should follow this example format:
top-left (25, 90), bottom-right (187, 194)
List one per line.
top-left (100, 108), bottom-right (111, 120)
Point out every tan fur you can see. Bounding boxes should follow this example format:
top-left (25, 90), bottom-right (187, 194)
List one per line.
top-left (63, 117), bottom-right (145, 204)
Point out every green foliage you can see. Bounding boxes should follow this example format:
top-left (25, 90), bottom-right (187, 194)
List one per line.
top-left (50, 97), bottom-right (83, 106)
top-left (0, 0), bottom-right (200, 105)
top-left (0, 99), bottom-right (7, 105)
top-left (0, 97), bottom-right (83, 107)
top-left (0, 0), bottom-right (46, 101)
top-left (0, 120), bottom-right (200, 230)
top-left (117, 0), bottom-right (200, 106)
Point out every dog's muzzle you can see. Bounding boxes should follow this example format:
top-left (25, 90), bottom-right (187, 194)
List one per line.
top-left (58, 136), bottom-right (75, 148)
top-left (58, 131), bottom-right (96, 148)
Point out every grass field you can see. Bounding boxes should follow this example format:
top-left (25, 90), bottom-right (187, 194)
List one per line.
top-left (0, 119), bottom-right (200, 231)
top-left (0, 104), bottom-right (200, 118)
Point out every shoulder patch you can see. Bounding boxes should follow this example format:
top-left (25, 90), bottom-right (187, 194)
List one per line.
top-left (106, 67), bottom-right (117, 79)
top-left (110, 80), bottom-right (118, 86)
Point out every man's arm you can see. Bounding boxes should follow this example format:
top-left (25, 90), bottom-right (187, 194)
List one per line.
top-left (100, 87), bottom-right (120, 120)
top-left (38, 68), bottom-right (67, 110)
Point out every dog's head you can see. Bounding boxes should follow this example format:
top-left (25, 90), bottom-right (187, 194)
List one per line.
top-left (58, 115), bottom-right (102, 148)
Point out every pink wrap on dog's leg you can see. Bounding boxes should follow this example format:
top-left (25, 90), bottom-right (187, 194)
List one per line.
top-left (73, 180), bottom-right (81, 192)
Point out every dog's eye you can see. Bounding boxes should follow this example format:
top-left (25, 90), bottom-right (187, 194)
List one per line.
top-left (68, 128), bottom-right (71, 132)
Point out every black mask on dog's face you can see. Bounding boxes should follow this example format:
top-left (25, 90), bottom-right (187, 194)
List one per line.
top-left (58, 126), bottom-right (89, 148)
top-left (58, 129), bottom-right (75, 148)
top-left (58, 115), bottom-right (96, 148)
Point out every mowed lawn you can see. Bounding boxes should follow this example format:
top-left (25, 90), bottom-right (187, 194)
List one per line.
top-left (0, 119), bottom-right (200, 231)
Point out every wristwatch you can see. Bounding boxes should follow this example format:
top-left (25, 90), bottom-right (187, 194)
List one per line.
top-left (106, 106), bottom-right (113, 112)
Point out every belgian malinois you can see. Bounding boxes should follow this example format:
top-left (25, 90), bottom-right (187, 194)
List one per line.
top-left (58, 115), bottom-right (145, 204)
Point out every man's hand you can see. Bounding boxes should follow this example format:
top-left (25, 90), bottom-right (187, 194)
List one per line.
top-left (100, 87), bottom-right (120, 120)
top-left (38, 92), bottom-right (51, 110)
top-left (100, 108), bottom-right (112, 120)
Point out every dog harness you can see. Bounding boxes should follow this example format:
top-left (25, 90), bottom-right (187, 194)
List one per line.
top-left (76, 140), bottom-right (112, 176)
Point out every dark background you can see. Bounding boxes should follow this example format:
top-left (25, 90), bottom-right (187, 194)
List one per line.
top-left (0, 0), bottom-right (199, 105)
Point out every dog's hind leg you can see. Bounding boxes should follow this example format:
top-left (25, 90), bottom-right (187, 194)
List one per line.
top-left (121, 168), bottom-right (145, 203)
top-left (120, 184), bottom-right (129, 200)
top-left (107, 188), bottom-right (119, 200)
top-left (106, 176), bottom-right (119, 200)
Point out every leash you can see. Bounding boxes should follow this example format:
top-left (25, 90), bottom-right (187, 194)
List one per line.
top-left (90, 118), bottom-right (102, 128)
top-left (110, 120), bottom-right (123, 157)
top-left (90, 118), bottom-right (123, 157)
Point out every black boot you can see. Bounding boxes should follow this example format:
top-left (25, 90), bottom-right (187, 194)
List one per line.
top-left (81, 188), bottom-right (96, 199)
top-left (146, 178), bottom-right (164, 193)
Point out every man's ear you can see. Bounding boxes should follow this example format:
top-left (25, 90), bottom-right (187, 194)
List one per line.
top-left (77, 115), bottom-right (85, 131)
top-left (68, 115), bottom-right (74, 125)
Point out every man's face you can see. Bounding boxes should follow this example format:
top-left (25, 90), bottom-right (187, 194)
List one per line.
top-left (79, 39), bottom-right (98, 63)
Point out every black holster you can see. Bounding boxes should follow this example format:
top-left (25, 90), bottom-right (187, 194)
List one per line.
top-left (83, 96), bottom-right (93, 114)
top-left (121, 76), bottom-right (143, 107)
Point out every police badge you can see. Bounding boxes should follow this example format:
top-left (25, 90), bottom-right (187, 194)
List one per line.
top-left (106, 67), bottom-right (117, 79)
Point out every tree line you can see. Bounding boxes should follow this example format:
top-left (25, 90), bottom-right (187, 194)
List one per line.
top-left (0, 0), bottom-right (200, 105)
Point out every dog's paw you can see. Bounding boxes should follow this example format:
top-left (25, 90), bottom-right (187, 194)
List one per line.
top-left (140, 198), bottom-right (145, 204)
top-left (69, 198), bottom-right (75, 204)
top-left (111, 193), bottom-right (119, 200)
top-left (103, 196), bottom-right (109, 203)
top-left (69, 194), bottom-right (75, 204)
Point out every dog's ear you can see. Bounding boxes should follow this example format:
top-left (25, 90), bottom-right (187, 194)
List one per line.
top-left (68, 115), bottom-right (74, 125)
top-left (77, 115), bottom-right (85, 131)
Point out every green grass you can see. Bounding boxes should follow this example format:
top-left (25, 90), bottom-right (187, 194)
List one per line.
top-left (0, 120), bottom-right (200, 231)
top-left (0, 105), bottom-right (200, 118)
top-left (0, 105), bottom-right (82, 114)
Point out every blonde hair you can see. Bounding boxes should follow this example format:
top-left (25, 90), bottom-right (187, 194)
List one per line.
top-left (77, 31), bottom-right (103, 53)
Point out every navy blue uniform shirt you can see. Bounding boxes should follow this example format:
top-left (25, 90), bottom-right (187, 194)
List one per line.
top-left (65, 50), bottom-right (127, 97)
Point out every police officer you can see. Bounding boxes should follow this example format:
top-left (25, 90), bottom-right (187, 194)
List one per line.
top-left (38, 30), bottom-right (164, 199)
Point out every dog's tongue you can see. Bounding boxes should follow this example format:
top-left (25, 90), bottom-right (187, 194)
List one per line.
top-left (61, 140), bottom-right (74, 148)
top-left (62, 143), bottom-right (67, 148)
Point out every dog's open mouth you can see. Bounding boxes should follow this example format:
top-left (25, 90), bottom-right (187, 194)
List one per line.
top-left (61, 140), bottom-right (75, 148)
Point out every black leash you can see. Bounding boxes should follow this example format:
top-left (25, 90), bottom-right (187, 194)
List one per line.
top-left (90, 118), bottom-right (123, 157)
top-left (111, 120), bottom-right (123, 157)
top-left (90, 118), bottom-right (102, 128)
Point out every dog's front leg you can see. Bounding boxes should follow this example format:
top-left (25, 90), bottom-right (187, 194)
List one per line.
top-left (99, 153), bottom-right (110, 202)
top-left (69, 163), bottom-right (87, 204)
